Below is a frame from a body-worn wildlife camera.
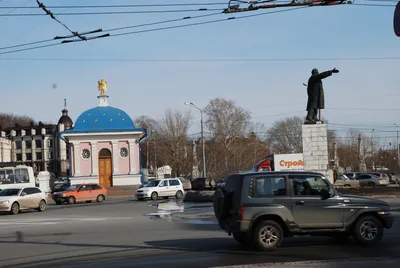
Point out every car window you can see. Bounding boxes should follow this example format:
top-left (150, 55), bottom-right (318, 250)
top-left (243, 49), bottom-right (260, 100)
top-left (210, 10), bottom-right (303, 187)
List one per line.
top-left (249, 176), bottom-right (286, 197)
top-left (79, 185), bottom-right (92, 191)
top-left (159, 180), bottom-right (168, 187)
top-left (24, 187), bottom-right (41, 195)
top-left (169, 180), bottom-right (180, 186)
top-left (292, 176), bottom-right (331, 196)
top-left (91, 184), bottom-right (102, 190)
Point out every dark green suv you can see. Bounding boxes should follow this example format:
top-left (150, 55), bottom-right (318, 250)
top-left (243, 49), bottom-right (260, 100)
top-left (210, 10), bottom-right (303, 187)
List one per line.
top-left (213, 171), bottom-right (393, 251)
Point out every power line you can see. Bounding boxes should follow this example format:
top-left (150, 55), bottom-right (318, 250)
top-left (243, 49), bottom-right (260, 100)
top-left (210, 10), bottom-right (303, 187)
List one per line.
top-left (0, 7), bottom-right (306, 55)
top-left (35, 0), bottom-right (106, 41)
top-left (2, 56), bottom-right (400, 61)
top-left (0, 2), bottom-right (229, 8)
top-left (0, 8), bottom-right (224, 16)
top-left (0, 12), bottom-right (222, 51)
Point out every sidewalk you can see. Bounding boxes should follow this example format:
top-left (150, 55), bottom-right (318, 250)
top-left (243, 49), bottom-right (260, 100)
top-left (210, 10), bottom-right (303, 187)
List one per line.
top-left (212, 257), bottom-right (400, 268)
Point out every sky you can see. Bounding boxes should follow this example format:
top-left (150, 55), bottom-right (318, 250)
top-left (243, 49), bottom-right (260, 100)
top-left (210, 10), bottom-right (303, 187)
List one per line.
top-left (0, 0), bottom-right (399, 147)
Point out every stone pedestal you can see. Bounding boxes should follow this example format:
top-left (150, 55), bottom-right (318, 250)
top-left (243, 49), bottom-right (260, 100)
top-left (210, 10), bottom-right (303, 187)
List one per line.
top-left (302, 123), bottom-right (334, 184)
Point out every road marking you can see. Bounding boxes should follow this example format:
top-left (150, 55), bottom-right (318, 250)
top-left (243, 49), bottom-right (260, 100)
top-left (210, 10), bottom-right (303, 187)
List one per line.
top-left (0, 217), bottom-right (138, 228)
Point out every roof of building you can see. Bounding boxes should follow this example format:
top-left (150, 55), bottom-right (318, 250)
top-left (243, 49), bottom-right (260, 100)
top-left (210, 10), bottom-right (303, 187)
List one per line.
top-left (64, 105), bottom-right (140, 133)
top-left (62, 83), bottom-right (146, 135)
top-left (58, 109), bottom-right (73, 130)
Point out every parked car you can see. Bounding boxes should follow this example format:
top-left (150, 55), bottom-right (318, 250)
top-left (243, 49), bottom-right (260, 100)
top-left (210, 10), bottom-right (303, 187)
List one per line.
top-left (390, 173), bottom-right (400, 184)
top-left (0, 187), bottom-right (48, 215)
top-left (191, 177), bottom-right (215, 191)
top-left (368, 172), bottom-right (390, 186)
top-left (51, 183), bottom-right (107, 205)
top-left (213, 171), bottom-right (393, 251)
top-left (344, 172), bottom-right (361, 179)
top-left (333, 174), bottom-right (360, 188)
top-left (213, 179), bottom-right (226, 190)
top-left (354, 174), bottom-right (381, 187)
top-left (135, 178), bottom-right (184, 200)
top-left (178, 177), bottom-right (192, 191)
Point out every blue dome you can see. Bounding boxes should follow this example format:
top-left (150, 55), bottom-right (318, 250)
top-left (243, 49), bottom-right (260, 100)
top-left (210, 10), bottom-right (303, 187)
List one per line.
top-left (72, 106), bottom-right (136, 132)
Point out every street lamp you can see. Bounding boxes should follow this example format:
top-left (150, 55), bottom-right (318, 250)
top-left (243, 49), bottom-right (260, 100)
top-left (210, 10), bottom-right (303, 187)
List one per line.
top-left (184, 102), bottom-right (206, 178)
top-left (394, 123), bottom-right (399, 169)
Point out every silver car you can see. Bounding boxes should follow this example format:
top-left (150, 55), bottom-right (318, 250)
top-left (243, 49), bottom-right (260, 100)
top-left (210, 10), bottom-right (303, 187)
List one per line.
top-left (354, 174), bottom-right (380, 187)
top-left (0, 187), bottom-right (48, 214)
top-left (334, 174), bottom-right (360, 188)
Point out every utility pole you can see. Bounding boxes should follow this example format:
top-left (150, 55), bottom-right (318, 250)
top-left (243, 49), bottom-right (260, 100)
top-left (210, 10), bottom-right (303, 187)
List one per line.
top-left (358, 133), bottom-right (361, 171)
top-left (184, 102), bottom-right (206, 178)
top-left (371, 129), bottom-right (375, 171)
top-left (395, 123), bottom-right (399, 170)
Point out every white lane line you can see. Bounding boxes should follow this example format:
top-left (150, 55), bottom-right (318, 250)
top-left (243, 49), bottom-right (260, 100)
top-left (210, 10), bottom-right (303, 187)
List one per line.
top-left (0, 216), bottom-right (138, 228)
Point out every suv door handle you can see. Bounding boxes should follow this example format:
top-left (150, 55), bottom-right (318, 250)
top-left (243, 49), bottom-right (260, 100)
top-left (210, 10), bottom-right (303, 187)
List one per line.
top-left (296, 201), bottom-right (305, 205)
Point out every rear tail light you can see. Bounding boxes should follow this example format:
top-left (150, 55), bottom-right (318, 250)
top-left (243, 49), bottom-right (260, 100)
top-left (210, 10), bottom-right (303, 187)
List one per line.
top-left (239, 205), bottom-right (244, 220)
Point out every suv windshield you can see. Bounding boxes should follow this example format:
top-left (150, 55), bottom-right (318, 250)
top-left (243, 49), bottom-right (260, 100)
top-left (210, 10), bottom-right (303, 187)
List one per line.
top-left (0, 188), bottom-right (21, 196)
top-left (145, 180), bottom-right (160, 187)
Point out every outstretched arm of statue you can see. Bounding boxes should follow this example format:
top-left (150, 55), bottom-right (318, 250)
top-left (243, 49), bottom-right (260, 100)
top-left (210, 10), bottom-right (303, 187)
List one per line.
top-left (317, 70), bottom-right (333, 79)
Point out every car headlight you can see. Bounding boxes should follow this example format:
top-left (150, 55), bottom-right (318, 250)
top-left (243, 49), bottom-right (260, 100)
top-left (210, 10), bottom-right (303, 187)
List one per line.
top-left (0, 200), bottom-right (9, 204)
top-left (62, 194), bottom-right (67, 197)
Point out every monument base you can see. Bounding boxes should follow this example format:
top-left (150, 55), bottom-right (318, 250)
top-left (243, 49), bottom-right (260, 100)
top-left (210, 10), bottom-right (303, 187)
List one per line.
top-left (302, 123), bottom-right (334, 184)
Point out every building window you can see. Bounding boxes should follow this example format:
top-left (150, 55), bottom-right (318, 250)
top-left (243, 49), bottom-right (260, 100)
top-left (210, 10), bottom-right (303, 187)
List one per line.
top-left (47, 139), bottom-right (53, 148)
top-left (82, 149), bottom-right (91, 159)
top-left (120, 147), bottom-right (128, 158)
top-left (25, 140), bottom-right (32, 149)
top-left (48, 152), bottom-right (53, 160)
top-left (16, 141), bottom-right (22, 149)
top-left (26, 153), bottom-right (32, 161)
top-left (36, 152), bottom-right (42, 160)
top-left (35, 140), bottom-right (42, 148)
top-left (16, 154), bottom-right (22, 161)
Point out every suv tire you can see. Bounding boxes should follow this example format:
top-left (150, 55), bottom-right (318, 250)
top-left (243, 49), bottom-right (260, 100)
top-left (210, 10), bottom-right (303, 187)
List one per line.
top-left (352, 215), bottom-right (383, 246)
top-left (213, 189), bottom-right (230, 221)
top-left (253, 220), bottom-right (284, 251)
top-left (232, 231), bottom-right (253, 245)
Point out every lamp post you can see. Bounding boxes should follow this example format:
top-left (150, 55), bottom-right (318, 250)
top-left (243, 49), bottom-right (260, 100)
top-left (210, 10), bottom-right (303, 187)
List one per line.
top-left (394, 123), bottom-right (399, 170)
top-left (184, 102), bottom-right (206, 178)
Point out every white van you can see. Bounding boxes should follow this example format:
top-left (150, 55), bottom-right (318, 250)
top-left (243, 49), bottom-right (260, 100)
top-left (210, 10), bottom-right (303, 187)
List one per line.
top-left (135, 178), bottom-right (185, 201)
top-left (0, 165), bottom-right (36, 191)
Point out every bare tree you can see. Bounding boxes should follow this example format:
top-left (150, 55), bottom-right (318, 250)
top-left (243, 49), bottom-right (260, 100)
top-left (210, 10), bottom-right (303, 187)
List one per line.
top-left (266, 116), bottom-right (304, 153)
top-left (157, 108), bottom-right (192, 177)
top-left (134, 115), bottom-right (160, 173)
top-left (0, 113), bottom-right (36, 129)
top-left (204, 97), bottom-right (251, 172)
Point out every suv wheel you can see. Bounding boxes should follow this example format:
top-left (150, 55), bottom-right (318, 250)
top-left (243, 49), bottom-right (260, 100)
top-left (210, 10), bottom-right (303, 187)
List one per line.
top-left (253, 220), bottom-right (284, 251)
top-left (353, 215), bottom-right (383, 246)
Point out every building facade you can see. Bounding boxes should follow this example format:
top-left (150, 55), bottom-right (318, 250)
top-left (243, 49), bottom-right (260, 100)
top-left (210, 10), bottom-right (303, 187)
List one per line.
top-left (61, 80), bottom-right (147, 187)
top-left (0, 105), bottom-right (73, 176)
top-left (0, 137), bottom-right (11, 163)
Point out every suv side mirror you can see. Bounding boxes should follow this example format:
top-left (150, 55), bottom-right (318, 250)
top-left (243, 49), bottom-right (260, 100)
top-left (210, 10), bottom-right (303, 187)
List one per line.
top-left (320, 189), bottom-right (330, 200)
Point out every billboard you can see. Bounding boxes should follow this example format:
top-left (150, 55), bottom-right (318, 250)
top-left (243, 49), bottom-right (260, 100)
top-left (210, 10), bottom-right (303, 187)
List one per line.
top-left (273, 153), bottom-right (304, 171)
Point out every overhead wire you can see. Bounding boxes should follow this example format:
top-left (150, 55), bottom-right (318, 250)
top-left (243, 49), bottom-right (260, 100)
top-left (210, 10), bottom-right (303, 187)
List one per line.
top-left (0, 2), bottom-right (229, 8)
top-left (0, 2), bottom-right (395, 54)
top-left (0, 8), bottom-right (225, 16)
top-left (0, 6), bottom-right (306, 54)
top-left (0, 11), bottom-right (222, 51)
top-left (34, 0), bottom-right (106, 41)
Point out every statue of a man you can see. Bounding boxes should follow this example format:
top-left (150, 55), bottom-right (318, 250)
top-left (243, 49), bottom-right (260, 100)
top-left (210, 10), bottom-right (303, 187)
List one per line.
top-left (305, 67), bottom-right (339, 124)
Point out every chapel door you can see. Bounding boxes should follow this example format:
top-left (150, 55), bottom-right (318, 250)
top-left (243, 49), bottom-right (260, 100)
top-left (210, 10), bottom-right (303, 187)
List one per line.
top-left (98, 149), bottom-right (112, 187)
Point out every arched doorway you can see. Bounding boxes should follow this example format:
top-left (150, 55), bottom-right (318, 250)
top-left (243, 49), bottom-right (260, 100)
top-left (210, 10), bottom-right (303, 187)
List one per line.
top-left (98, 148), bottom-right (112, 187)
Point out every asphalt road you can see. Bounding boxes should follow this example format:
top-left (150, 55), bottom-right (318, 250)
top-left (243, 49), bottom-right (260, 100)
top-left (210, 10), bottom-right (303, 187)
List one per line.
top-left (0, 198), bottom-right (399, 268)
